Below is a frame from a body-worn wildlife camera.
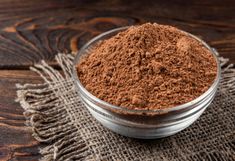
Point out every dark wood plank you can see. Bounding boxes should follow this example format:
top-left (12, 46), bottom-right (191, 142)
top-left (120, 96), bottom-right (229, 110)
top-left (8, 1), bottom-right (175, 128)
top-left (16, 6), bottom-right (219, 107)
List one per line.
top-left (0, 1), bottom-right (235, 160)
top-left (0, 70), bottom-right (44, 161)
top-left (0, 0), bottom-right (234, 68)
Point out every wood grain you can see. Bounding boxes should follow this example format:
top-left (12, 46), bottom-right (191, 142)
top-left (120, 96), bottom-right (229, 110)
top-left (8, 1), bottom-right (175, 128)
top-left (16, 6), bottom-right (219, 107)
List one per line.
top-left (0, 0), bottom-right (234, 68)
top-left (0, 0), bottom-right (235, 160)
top-left (0, 70), bottom-right (43, 161)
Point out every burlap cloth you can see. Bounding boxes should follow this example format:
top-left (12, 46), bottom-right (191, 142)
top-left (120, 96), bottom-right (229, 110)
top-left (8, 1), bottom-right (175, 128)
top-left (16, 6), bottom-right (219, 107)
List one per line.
top-left (16, 54), bottom-right (235, 161)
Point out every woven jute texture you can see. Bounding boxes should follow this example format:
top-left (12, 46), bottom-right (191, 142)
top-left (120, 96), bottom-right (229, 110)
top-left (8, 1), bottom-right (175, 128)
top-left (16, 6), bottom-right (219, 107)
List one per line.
top-left (16, 54), bottom-right (235, 161)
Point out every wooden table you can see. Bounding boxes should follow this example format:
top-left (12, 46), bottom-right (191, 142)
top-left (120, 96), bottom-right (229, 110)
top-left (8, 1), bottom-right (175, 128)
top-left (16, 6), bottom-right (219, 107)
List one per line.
top-left (0, 0), bottom-right (234, 160)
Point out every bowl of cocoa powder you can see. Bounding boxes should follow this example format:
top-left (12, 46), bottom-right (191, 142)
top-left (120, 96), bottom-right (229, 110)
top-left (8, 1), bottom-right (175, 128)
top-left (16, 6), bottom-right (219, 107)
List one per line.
top-left (73, 23), bottom-right (220, 139)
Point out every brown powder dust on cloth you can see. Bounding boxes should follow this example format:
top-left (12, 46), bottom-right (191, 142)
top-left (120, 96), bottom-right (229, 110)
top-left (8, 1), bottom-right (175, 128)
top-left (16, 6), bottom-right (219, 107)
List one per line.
top-left (16, 54), bottom-right (234, 161)
top-left (77, 23), bottom-right (217, 110)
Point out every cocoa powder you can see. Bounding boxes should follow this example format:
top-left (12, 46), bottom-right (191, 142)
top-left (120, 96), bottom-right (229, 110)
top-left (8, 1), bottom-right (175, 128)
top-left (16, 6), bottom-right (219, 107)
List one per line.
top-left (77, 23), bottom-right (217, 110)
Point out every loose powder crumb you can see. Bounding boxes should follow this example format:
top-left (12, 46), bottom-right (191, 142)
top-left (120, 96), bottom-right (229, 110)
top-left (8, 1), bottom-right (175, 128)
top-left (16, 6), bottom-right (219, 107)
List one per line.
top-left (77, 23), bottom-right (217, 110)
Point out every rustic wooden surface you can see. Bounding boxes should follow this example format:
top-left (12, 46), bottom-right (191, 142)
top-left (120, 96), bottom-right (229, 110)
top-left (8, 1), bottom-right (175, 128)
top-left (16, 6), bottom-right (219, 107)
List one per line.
top-left (0, 0), bottom-right (234, 160)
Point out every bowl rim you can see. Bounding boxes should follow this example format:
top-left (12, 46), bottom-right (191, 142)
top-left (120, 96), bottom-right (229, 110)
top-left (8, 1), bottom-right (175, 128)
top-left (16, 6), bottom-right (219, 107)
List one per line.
top-left (72, 26), bottom-right (221, 115)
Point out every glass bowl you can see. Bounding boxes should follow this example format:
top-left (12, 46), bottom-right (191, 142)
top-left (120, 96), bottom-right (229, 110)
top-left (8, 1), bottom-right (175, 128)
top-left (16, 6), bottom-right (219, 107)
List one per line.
top-left (72, 26), bottom-right (221, 139)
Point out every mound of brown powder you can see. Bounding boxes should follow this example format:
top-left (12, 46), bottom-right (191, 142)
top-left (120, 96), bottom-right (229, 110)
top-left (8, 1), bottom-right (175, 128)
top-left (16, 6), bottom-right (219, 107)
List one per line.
top-left (77, 23), bottom-right (217, 110)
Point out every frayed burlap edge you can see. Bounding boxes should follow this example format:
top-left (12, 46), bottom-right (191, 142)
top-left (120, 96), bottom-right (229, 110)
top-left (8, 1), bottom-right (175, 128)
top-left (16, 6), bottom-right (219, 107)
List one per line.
top-left (15, 52), bottom-right (235, 161)
top-left (16, 54), bottom-right (94, 161)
